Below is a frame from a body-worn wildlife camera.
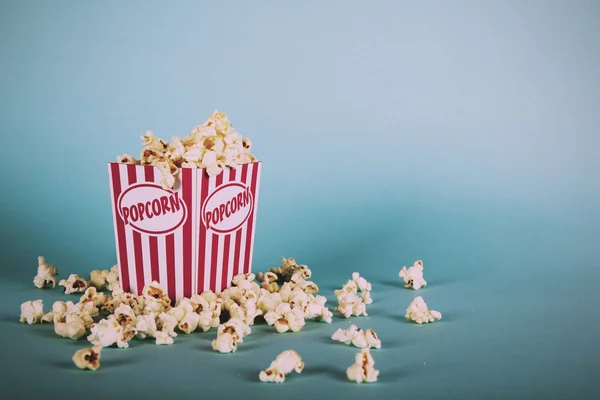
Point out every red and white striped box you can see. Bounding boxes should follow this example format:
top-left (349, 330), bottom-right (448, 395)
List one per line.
top-left (108, 162), bottom-right (262, 301)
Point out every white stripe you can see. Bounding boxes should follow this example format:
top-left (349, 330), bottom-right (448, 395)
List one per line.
top-left (174, 208), bottom-right (184, 300)
top-left (226, 230), bottom-right (236, 290)
top-left (203, 173), bottom-right (217, 292)
top-left (247, 162), bottom-right (261, 275)
top-left (120, 165), bottom-right (138, 294)
top-left (190, 169), bottom-right (198, 296)
top-left (107, 164), bottom-right (123, 285)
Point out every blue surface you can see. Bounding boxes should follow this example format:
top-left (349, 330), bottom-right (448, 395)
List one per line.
top-left (1, 1), bottom-right (599, 399)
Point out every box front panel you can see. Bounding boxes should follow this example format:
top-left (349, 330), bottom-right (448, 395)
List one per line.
top-left (196, 162), bottom-right (262, 293)
top-left (108, 163), bottom-right (196, 300)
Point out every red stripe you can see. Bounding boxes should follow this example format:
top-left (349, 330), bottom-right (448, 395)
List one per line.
top-left (220, 168), bottom-right (236, 291)
top-left (233, 165), bottom-right (248, 277)
top-left (166, 233), bottom-right (176, 301)
top-left (197, 169), bottom-right (210, 293)
top-left (210, 172), bottom-right (224, 292)
top-left (126, 165), bottom-right (145, 295)
top-left (110, 163), bottom-right (130, 293)
top-left (182, 168), bottom-right (193, 298)
top-left (145, 167), bottom-right (160, 283)
top-left (243, 163), bottom-right (260, 274)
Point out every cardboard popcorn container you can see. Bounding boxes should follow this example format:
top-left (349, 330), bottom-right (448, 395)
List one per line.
top-left (108, 162), bottom-right (262, 301)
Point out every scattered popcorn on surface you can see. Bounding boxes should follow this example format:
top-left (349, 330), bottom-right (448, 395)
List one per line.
top-left (89, 269), bottom-right (110, 291)
top-left (59, 274), bottom-right (89, 294)
top-left (33, 256), bottom-right (59, 289)
top-left (334, 273), bottom-right (372, 318)
top-left (331, 325), bottom-right (382, 349)
top-left (87, 315), bottom-right (133, 348)
top-left (405, 296), bottom-right (442, 324)
top-left (155, 330), bottom-right (174, 345)
top-left (54, 313), bottom-right (87, 340)
top-left (106, 265), bottom-right (120, 292)
top-left (212, 317), bottom-right (251, 353)
top-left (20, 300), bottom-right (44, 324)
top-left (259, 350), bottom-right (304, 383)
top-left (72, 346), bottom-right (102, 371)
top-left (399, 260), bottom-right (427, 290)
top-left (346, 349), bottom-right (379, 383)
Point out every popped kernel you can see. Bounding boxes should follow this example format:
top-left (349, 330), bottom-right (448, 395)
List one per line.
top-left (72, 346), bottom-right (102, 371)
top-left (116, 154), bottom-right (137, 164)
top-left (89, 269), bottom-right (110, 291)
top-left (346, 349), bottom-right (379, 383)
top-left (405, 296), bottom-right (442, 324)
top-left (20, 300), bottom-right (44, 324)
top-left (399, 260), bottom-right (427, 290)
top-left (155, 330), bottom-right (174, 345)
top-left (54, 313), bottom-right (87, 340)
top-left (106, 265), bottom-right (120, 292)
top-left (33, 256), bottom-right (59, 289)
top-left (59, 274), bottom-right (89, 294)
top-left (259, 350), bottom-right (304, 383)
top-left (331, 325), bottom-right (381, 349)
top-left (334, 273), bottom-right (372, 318)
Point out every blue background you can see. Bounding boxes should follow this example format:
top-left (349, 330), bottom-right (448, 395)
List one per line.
top-left (0, 1), bottom-right (599, 399)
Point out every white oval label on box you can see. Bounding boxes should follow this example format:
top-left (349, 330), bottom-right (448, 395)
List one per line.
top-left (117, 183), bottom-right (187, 235)
top-left (202, 182), bottom-right (253, 234)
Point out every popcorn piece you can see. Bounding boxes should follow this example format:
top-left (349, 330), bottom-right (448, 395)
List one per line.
top-left (135, 313), bottom-right (158, 340)
top-left (334, 273), bottom-right (371, 318)
top-left (41, 311), bottom-right (55, 324)
top-left (158, 312), bottom-right (178, 338)
top-left (352, 272), bottom-right (372, 293)
top-left (155, 330), bottom-right (174, 345)
top-left (59, 274), bottom-right (89, 294)
top-left (89, 269), bottom-right (110, 291)
top-left (259, 350), bottom-right (304, 383)
top-left (79, 287), bottom-right (107, 308)
top-left (106, 265), bottom-right (120, 292)
top-left (405, 296), bottom-right (442, 324)
top-left (142, 281), bottom-right (172, 308)
top-left (264, 303), bottom-right (305, 333)
top-left (256, 290), bottom-right (282, 314)
top-left (72, 346), bottom-right (102, 371)
top-left (267, 257), bottom-right (311, 283)
top-left (54, 313), bottom-right (87, 340)
top-left (212, 317), bottom-right (251, 353)
top-left (346, 349), bottom-right (379, 383)
top-left (257, 271), bottom-right (279, 293)
top-left (116, 154), bottom-right (137, 164)
top-left (20, 300), bottom-right (44, 324)
top-left (88, 315), bottom-right (132, 348)
top-left (212, 328), bottom-right (238, 353)
top-left (331, 325), bottom-right (381, 349)
top-left (175, 301), bottom-right (201, 334)
top-left (33, 256), bottom-right (59, 289)
top-left (399, 260), bottom-right (427, 290)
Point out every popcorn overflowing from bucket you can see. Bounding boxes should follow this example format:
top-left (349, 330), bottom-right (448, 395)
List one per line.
top-left (116, 110), bottom-right (257, 190)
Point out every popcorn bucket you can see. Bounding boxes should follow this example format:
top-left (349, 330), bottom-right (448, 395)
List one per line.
top-left (108, 162), bottom-right (262, 301)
